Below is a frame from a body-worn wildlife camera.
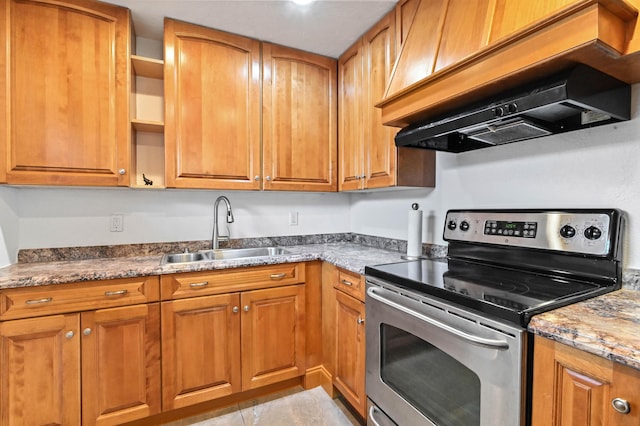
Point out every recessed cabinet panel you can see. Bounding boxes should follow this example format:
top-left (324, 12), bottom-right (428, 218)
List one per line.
top-left (81, 304), bottom-right (161, 425)
top-left (262, 43), bottom-right (337, 191)
top-left (364, 12), bottom-right (397, 189)
top-left (241, 285), bottom-right (306, 390)
top-left (338, 43), bottom-right (364, 191)
top-left (0, 314), bottom-right (80, 426)
top-left (0, 0), bottom-right (130, 186)
top-left (161, 293), bottom-right (241, 410)
top-left (334, 290), bottom-right (366, 418)
top-left (164, 19), bottom-right (261, 189)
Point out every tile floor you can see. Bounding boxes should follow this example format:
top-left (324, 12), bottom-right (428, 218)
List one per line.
top-left (163, 386), bottom-right (363, 426)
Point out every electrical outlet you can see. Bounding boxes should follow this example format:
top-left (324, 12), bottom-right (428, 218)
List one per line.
top-left (110, 214), bottom-right (124, 232)
top-left (288, 211), bottom-right (299, 226)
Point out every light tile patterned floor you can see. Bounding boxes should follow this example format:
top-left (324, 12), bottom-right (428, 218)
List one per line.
top-left (164, 386), bottom-right (362, 426)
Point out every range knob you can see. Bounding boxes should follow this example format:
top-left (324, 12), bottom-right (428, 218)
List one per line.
top-left (584, 226), bottom-right (602, 240)
top-left (460, 221), bottom-right (470, 231)
top-left (560, 225), bottom-right (576, 239)
top-left (493, 106), bottom-right (506, 117)
top-left (447, 220), bottom-right (457, 231)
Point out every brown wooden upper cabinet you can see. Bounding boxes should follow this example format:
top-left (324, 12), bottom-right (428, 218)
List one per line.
top-left (339, 8), bottom-right (435, 191)
top-left (262, 43), bottom-right (337, 192)
top-left (165, 19), bottom-right (337, 191)
top-left (381, 0), bottom-right (640, 128)
top-left (164, 18), bottom-right (262, 190)
top-left (0, 0), bottom-right (131, 186)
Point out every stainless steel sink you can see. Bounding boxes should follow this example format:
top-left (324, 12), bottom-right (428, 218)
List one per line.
top-left (162, 252), bottom-right (208, 264)
top-left (161, 247), bottom-right (289, 264)
top-left (201, 247), bottom-right (290, 260)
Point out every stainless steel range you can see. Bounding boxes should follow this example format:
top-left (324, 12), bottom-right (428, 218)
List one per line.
top-left (365, 209), bottom-right (625, 426)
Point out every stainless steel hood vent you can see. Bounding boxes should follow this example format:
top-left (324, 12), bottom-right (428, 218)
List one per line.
top-left (395, 65), bottom-right (631, 153)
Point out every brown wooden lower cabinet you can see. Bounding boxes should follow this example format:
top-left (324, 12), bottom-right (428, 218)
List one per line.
top-left (333, 289), bottom-right (366, 418)
top-left (0, 304), bottom-right (161, 426)
top-left (162, 284), bottom-right (306, 410)
top-left (161, 293), bottom-right (242, 410)
top-left (532, 335), bottom-right (640, 426)
top-left (0, 313), bottom-right (80, 425)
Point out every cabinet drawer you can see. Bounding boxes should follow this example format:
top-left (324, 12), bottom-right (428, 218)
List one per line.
top-left (161, 263), bottom-right (305, 300)
top-left (333, 268), bottom-right (364, 302)
top-left (0, 276), bottom-right (160, 320)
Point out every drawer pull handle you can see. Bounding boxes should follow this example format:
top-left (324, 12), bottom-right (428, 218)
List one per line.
top-left (270, 273), bottom-right (286, 280)
top-left (340, 279), bottom-right (353, 286)
top-left (104, 289), bottom-right (128, 297)
top-left (189, 281), bottom-right (209, 288)
top-left (25, 297), bottom-right (53, 305)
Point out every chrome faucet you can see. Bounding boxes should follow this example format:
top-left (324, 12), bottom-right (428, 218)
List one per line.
top-left (212, 196), bottom-right (234, 249)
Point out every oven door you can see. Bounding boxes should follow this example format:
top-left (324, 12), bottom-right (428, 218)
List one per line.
top-left (365, 278), bottom-right (527, 426)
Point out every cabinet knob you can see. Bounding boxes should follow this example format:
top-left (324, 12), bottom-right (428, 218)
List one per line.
top-left (357, 318), bottom-right (365, 325)
top-left (244, 305), bottom-right (250, 312)
top-left (65, 331), bottom-right (75, 339)
top-left (232, 306), bottom-right (239, 313)
top-left (254, 175), bottom-right (260, 181)
top-left (266, 176), bottom-right (272, 181)
top-left (118, 169), bottom-right (126, 175)
top-left (83, 328), bottom-right (92, 336)
top-left (612, 398), bottom-right (631, 414)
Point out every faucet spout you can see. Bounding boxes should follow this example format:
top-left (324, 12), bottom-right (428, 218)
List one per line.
top-left (212, 196), bottom-right (234, 249)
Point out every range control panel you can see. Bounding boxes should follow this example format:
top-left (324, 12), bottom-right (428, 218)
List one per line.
top-left (443, 210), bottom-right (620, 256)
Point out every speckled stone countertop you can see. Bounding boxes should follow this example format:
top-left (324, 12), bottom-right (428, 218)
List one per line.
top-left (528, 289), bottom-right (640, 371)
top-left (0, 242), bottom-right (408, 290)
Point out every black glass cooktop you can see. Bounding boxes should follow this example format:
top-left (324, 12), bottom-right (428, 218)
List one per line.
top-left (365, 258), bottom-right (617, 327)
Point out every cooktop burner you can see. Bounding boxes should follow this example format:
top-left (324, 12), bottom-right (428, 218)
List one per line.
top-left (365, 209), bottom-right (625, 327)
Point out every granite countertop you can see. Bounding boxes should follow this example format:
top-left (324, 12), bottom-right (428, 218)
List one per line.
top-left (0, 242), bottom-right (407, 290)
top-left (3, 240), bottom-right (640, 372)
top-left (528, 289), bottom-right (640, 371)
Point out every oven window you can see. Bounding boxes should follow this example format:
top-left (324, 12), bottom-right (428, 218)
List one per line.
top-left (380, 324), bottom-right (480, 426)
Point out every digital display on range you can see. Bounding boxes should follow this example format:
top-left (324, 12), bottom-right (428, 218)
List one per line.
top-left (484, 220), bottom-right (537, 238)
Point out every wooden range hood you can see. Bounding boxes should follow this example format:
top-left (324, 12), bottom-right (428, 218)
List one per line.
top-left (378, 0), bottom-right (640, 129)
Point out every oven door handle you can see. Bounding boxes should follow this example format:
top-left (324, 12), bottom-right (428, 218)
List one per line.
top-left (367, 287), bottom-right (510, 350)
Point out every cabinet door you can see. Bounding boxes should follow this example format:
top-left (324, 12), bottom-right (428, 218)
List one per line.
top-left (0, 314), bottom-right (80, 426)
top-left (262, 43), bottom-right (337, 192)
top-left (161, 293), bottom-right (241, 410)
top-left (81, 304), bottom-right (161, 425)
top-left (333, 290), bottom-right (366, 418)
top-left (363, 10), bottom-right (398, 189)
top-left (0, 0), bottom-right (130, 186)
top-left (338, 42), bottom-right (364, 191)
top-left (241, 285), bottom-right (306, 390)
top-left (532, 336), bottom-right (640, 425)
top-left (164, 19), bottom-right (261, 190)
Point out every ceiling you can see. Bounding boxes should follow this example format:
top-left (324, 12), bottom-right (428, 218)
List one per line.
top-left (105, 0), bottom-right (398, 58)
